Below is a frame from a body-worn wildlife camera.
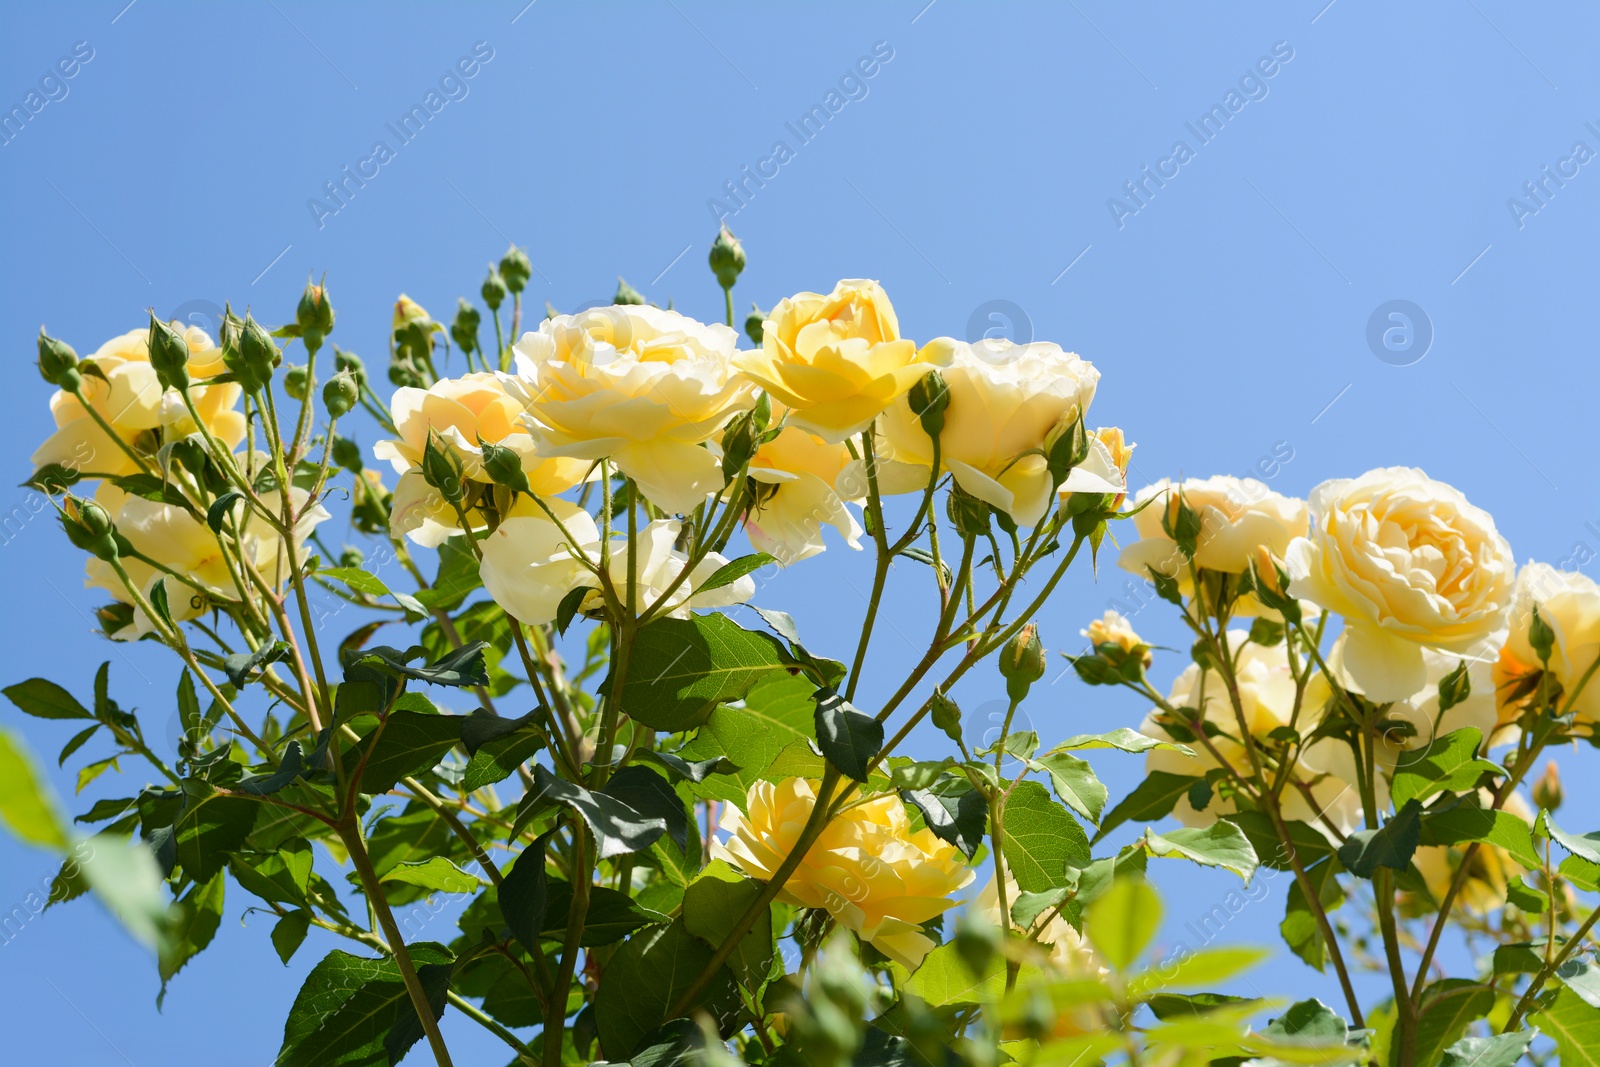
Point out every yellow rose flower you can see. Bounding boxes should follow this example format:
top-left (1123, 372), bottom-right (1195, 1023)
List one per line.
top-left (713, 778), bottom-right (974, 969)
top-left (1493, 563), bottom-right (1600, 733)
top-left (374, 373), bottom-right (589, 547)
top-left (1140, 633), bottom-right (1366, 838)
top-left (478, 503), bottom-right (755, 625)
top-left (509, 306), bottom-right (753, 514)
top-left (1285, 468), bottom-right (1515, 703)
top-left (974, 872), bottom-right (1108, 1036)
top-left (32, 325), bottom-right (243, 478)
top-left (742, 406), bottom-right (863, 565)
top-left (1349, 644), bottom-right (1499, 754)
top-left (733, 279), bottom-right (937, 443)
top-left (877, 338), bottom-right (1116, 527)
top-left (1118, 476), bottom-right (1308, 614)
top-left (1081, 610), bottom-right (1150, 667)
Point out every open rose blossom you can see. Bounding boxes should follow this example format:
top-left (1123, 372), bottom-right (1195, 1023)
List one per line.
top-left (713, 778), bottom-right (973, 969)
top-left (1493, 563), bottom-right (1600, 732)
top-left (1285, 467), bottom-right (1515, 703)
top-left (733, 279), bottom-right (939, 443)
top-left (509, 306), bottom-right (753, 515)
top-left (741, 409), bottom-right (863, 565)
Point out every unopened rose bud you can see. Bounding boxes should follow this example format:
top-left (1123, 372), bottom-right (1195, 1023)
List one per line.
top-left (339, 546), bottom-right (365, 569)
top-left (1254, 545), bottom-right (1282, 597)
top-left (61, 496), bottom-right (119, 561)
top-left (37, 330), bottom-right (80, 388)
top-left (946, 483), bottom-right (992, 539)
top-left (1044, 406), bottom-right (1089, 487)
top-left (297, 277), bottom-right (334, 351)
top-left (481, 268), bottom-right (507, 311)
top-left (929, 689), bottom-right (963, 745)
top-left (227, 314), bottom-right (280, 394)
top-left (421, 430), bottom-right (466, 504)
top-left (147, 313), bottom-right (191, 392)
top-left (331, 434), bottom-right (363, 473)
top-left (393, 294), bottom-right (433, 333)
top-left (745, 303), bottom-right (767, 347)
top-left (333, 346), bottom-right (366, 388)
top-left (614, 277), bottom-right (645, 306)
top-left (451, 298), bottom-right (481, 355)
top-left (498, 246), bottom-right (532, 294)
top-left (908, 370), bottom-right (950, 440)
top-left (283, 364), bottom-right (309, 401)
top-left (720, 411), bottom-right (760, 481)
top-left (1000, 623), bottom-right (1046, 702)
top-left (478, 437), bottom-right (530, 496)
top-left (1533, 761), bottom-right (1562, 811)
top-left (322, 372), bottom-right (358, 419)
top-left (1528, 606), bottom-right (1556, 665)
top-left (708, 225), bottom-right (746, 290)
top-left (1083, 610), bottom-right (1151, 670)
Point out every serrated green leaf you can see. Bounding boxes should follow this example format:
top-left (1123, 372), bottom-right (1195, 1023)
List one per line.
top-left (1414, 980), bottom-right (1495, 1067)
top-left (1532, 986), bottom-right (1600, 1067)
top-left (1338, 799), bottom-right (1422, 878)
top-left (593, 920), bottom-right (738, 1060)
top-left (1438, 1031), bottom-right (1534, 1067)
top-left (1049, 728), bottom-right (1194, 757)
top-left (814, 688), bottom-right (883, 782)
top-left (380, 857), bottom-right (479, 894)
top-left (1095, 771), bottom-right (1202, 842)
top-left (1391, 728), bottom-right (1500, 808)
top-left (343, 711), bottom-right (463, 794)
top-left (1002, 780), bottom-right (1091, 893)
top-left (276, 944), bottom-right (453, 1067)
top-left (1028, 751), bottom-right (1109, 824)
top-left (608, 613), bottom-right (797, 732)
top-left (159, 876), bottom-right (225, 1000)
top-left (1143, 821), bottom-right (1259, 881)
top-left (678, 673), bottom-right (816, 807)
top-left (3, 678), bottom-right (92, 720)
top-left (682, 860), bottom-right (774, 990)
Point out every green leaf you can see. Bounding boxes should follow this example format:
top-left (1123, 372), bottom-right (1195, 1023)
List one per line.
top-left (382, 959), bottom-right (452, 1067)
top-left (904, 939), bottom-right (1007, 1006)
top-left (1050, 728), bottom-right (1194, 756)
top-left (1337, 799), bottom-right (1422, 878)
top-left (1028, 751), bottom-right (1109, 824)
top-left (636, 750), bottom-right (739, 783)
top-left (344, 711), bottom-right (463, 794)
top-left (238, 741), bottom-right (306, 795)
top-left (159, 875), bottom-right (225, 1001)
top-left (204, 491), bottom-right (244, 533)
top-left (380, 857), bottom-right (479, 894)
top-left (609, 613), bottom-right (797, 732)
top-left (1420, 803), bottom-right (1542, 870)
top-left (1085, 875), bottom-right (1161, 970)
top-left (499, 828), bottom-right (553, 955)
top-left (1003, 780), bottom-right (1091, 893)
top-left (602, 766), bottom-right (691, 854)
top-left (343, 642), bottom-right (489, 690)
top-left (814, 688), bottom-right (884, 782)
top-left (0, 728), bottom-right (71, 850)
top-left (682, 860), bottom-right (775, 990)
top-left (1132, 945), bottom-right (1268, 993)
top-left (1145, 991), bottom-right (1258, 1020)
top-left (1262, 997), bottom-right (1349, 1041)
top-left (593, 920), bottom-right (738, 1060)
top-left (1094, 771), bottom-right (1202, 842)
top-left (1224, 811), bottom-right (1336, 871)
top-left (273, 909), bottom-right (313, 964)
top-left (1391, 728), bottom-right (1500, 808)
top-left (1532, 986), bottom-right (1600, 1067)
top-left (174, 781), bottom-right (259, 883)
top-left (1558, 956), bottom-right (1600, 1009)
top-left (1143, 821), bottom-right (1259, 881)
top-left (1561, 854), bottom-right (1600, 892)
top-left (460, 710), bottom-right (544, 792)
top-left (1541, 811), bottom-right (1600, 864)
top-left (902, 776), bottom-right (986, 859)
top-left (1414, 980), bottom-right (1495, 1067)
top-left (543, 881), bottom-right (669, 946)
top-left (1438, 1031), bottom-right (1534, 1067)
top-left (3, 678), bottom-right (93, 720)
top-left (221, 640), bottom-right (290, 688)
top-left (524, 765), bottom-right (668, 860)
top-left (678, 673), bottom-right (816, 807)
top-left (1505, 875), bottom-right (1548, 913)
top-left (276, 943), bottom-right (454, 1067)
top-left (1011, 886), bottom-right (1072, 931)
top-left (696, 552), bottom-right (775, 593)
top-left (1282, 856), bottom-right (1344, 970)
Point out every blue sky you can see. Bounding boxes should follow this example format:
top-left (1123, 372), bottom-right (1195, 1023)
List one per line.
top-left (2, 1), bottom-right (1598, 1062)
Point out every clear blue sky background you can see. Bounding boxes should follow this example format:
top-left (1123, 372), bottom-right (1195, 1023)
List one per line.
top-left (3, 2), bottom-right (1598, 1063)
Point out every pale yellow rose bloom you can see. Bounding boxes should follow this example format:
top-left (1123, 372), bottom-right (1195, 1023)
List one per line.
top-left (877, 338), bottom-right (1114, 527)
top-left (1493, 563), bottom-right (1600, 733)
top-left (1285, 468), bottom-right (1515, 704)
top-left (1081, 610), bottom-right (1150, 666)
top-left (478, 504), bottom-right (754, 625)
top-left (733, 280), bottom-right (940, 444)
top-left (1118, 476), bottom-right (1309, 616)
top-left (374, 373), bottom-right (589, 547)
top-left (509, 306), bottom-right (753, 514)
top-left (32, 326), bottom-right (243, 478)
top-left (974, 873), bottom-right (1108, 1036)
top-left (1337, 642), bottom-right (1500, 754)
top-left (1140, 633), bottom-right (1369, 838)
top-left (742, 406), bottom-right (863, 565)
top-left (713, 778), bottom-right (974, 969)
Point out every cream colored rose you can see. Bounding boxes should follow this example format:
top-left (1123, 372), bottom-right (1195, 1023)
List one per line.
top-left (741, 407), bottom-right (863, 565)
top-left (509, 306), bottom-right (753, 514)
top-left (732, 280), bottom-right (939, 443)
top-left (713, 778), bottom-right (974, 969)
top-left (877, 338), bottom-right (1116, 527)
top-left (478, 503), bottom-right (754, 624)
top-left (1117, 477), bottom-right (1308, 609)
top-left (32, 325), bottom-right (243, 478)
top-left (1062, 426), bottom-right (1134, 513)
top-left (1494, 563), bottom-right (1600, 731)
top-left (1081, 610), bottom-right (1150, 666)
top-left (374, 373), bottom-right (589, 547)
top-left (1285, 468), bottom-right (1515, 704)
top-left (1141, 633), bottom-right (1367, 837)
top-left (1344, 642), bottom-right (1499, 754)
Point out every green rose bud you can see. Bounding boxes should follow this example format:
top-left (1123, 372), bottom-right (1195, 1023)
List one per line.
top-left (333, 346), bottom-right (366, 388)
top-left (331, 434), bottom-right (363, 473)
top-left (338, 546), bottom-right (365, 569)
top-left (907, 370), bottom-right (950, 440)
top-left (37, 330), bottom-right (80, 388)
top-left (709, 225), bottom-right (746, 290)
top-left (499, 246), bottom-right (532, 294)
top-left (744, 303), bottom-right (767, 347)
top-left (481, 267), bottom-right (507, 311)
top-left (1532, 761), bottom-right (1562, 811)
top-left (451, 298), bottom-right (481, 355)
top-left (224, 313), bottom-right (278, 394)
top-left (478, 437), bottom-right (530, 496)
top-left (421, 430), bottom-right (466, 504)
top-left (61, 496), bottom-right (119, 561)
top-left (146, 313), bottom-right (191, 392)
top-left (614, 277), bottom-right (645, 306)
top-left (720, 410), bottom-right (759, 482)
top-left (296, 277), bottom-right (334, 352)
top-left (322, 372), bottom-right (359, 418)
top-left (945, 482), bottom-right (992, 539)
top-left (999, 623), bottom-right (1046, 702)
top-left (1044, 407), bottom-right (1089, 488)
top-left (929, 689), bottom-right (963, 746)
top-left (1528, 605), bottom-right (1556, 665)
top-left (283, 364), bottom-right (309, 401)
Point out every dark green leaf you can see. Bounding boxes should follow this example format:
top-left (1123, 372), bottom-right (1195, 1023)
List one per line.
top-left (1146, 992), bottom-right (1256, 1020)
top-left (276, 944), bottom-right (453, 1067)
top-left (602, 766), bottom-right (690, 853)
top-left (174, 782), bottom-right (259, 883)
top-left (696, 552), bottom-right (775, 593)
top-left (554, 585), bottom-right (588, 637)
top-left (636, 750), bottom-right (739, 783)
top-left (682, 860), bottom-right (775, 990)
top-left (1420, 802), bottom-right (1542, 870)
top-left (593, 920), bottom-right (738, 1060)
top-left (222, 640), bottom-right (290, 688)
top-left (500, 828), bottom-right (553, 956)
top-left (383, 960), bottom-right (452, 1067)
top-left (543, 881), bottom-right (669, 946)
top-left (902, 777), bottom-right (986, 859)
top-left (343, 642), bottom-right (489, 690)
top-left (159, 876), bottom-right (225, 1003)
top-left (205, 491), bottom-right (244, 533)
top-left (526, 765), bottom-right (667, 860)
top-left (1002, 780), bottom-right (1091, 893)
top-left (3, 678), bottom-right (92, 720)
top-left (344, 711), bottom-right (463, 794)
top-left (1391, 728), bottom-right (1500, 808)
top-left (273, 909), bottom-right (313, 964)
top-left (238, 741), bottom-right (306, 795)
top-left (1414, 980), bottom-right (1495, 1067)
top-left (1337, 799), bottom-right (1422, 878)
top-left (678, 673), bottom-right (815, 806)
top-left (460, 710), bottom-right (544, 792)
top-left (813, 688), bottom-right (883, 782)
top-left (57, 724), bottom-right (99, 766)
top-left (609, 613), bottom-right (797, 732)
top-left (1094, 771), bottom-right (1202, 842)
